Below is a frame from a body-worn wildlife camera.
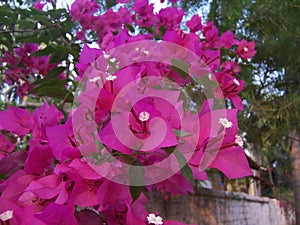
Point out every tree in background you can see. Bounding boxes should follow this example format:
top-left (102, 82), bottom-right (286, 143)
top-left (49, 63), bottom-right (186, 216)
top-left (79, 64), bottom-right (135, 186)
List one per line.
top-left (0, 0), bottom-right (256, 224)
top-left (195, 0), bottom-right (300, 223)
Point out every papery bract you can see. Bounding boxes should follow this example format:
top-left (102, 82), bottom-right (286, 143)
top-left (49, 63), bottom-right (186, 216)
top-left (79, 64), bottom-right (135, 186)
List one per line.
top-left (236, 39), bottom-right (256, 59)
top-left (0, 134), bottom-right (15, 160)
top-left (32, 103), bottom-right (64, 140)
top-left (0, 106), bottom-right (31, 136)
top-left (35, 203), bottom-right (77, 225)
top-left (186, 15), bottom-right (203, 33)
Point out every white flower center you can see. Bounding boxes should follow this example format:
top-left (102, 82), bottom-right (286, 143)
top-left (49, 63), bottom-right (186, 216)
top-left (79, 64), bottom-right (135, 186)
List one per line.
top-left (219, 117), bottom-right (233, 129)
top-left (139, 111), bottom-right (150, 122)
top-left (106, 74), bottom-right (117, 81)
top-left (0, 210), bottom-right (13, 221)
top-left (147, 213), bottom-right (163, 225)
top-left (243, 47), bottom-right (249, 52)
top-left (235, 135), bottom-right (244, 148)
top-left (109, 58), bottom-right (117, 63)
top-left (233, 79), bottom-right (240, 86)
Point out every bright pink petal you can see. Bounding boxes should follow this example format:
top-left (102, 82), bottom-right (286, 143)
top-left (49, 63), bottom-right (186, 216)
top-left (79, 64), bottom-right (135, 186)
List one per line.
top-left (0, 106), bottom-right (31, 136)
top-left (25, 175), bottom-right (64, 199)
top-left (35, 203), bottom-right (77, 225)
top-left (209, 146), bottom-right (252, 178)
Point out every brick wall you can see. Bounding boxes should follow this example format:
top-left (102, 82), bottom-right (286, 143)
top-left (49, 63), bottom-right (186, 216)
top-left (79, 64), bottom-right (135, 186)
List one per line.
top-left (147, 188), bottom-right (290, 225)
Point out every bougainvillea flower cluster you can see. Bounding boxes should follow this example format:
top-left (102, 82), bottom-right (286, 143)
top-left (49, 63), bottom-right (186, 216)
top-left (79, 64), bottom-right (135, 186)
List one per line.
top-left (0, 0), bottom-right (256, 224)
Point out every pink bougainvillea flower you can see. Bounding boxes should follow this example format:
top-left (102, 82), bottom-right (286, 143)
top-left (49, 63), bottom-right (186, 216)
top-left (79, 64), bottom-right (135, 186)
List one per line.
top-left (53, 158), bottom-right (103, 207)
top-left (0, 197), bottom-right (47, 225)
top-left (0, 1), bottom-right (257, 224)
top-left (75, 209), bottom-right (104, 225)
top-left (98, 180), bottom-right (148, 225)
top-left (25, 174), bottom-right (65, 200)
top-left (0, 43), bottom-right (57, 97)
top-left (219, 30), bottom-right (239, 49)
top-left (195, 47), bottom-right (221, 71)
top-left (133, 0), bottom-right (154, 16)
top-left (70, 0), bottom-right (99, 31)
top-left (202, 21), bottom-right (220, 48)
top-left (0, 151), bottom-right (27, 178)
top-left (24, 140), bottom-right (53, 175)
top-left (188, 104), bottom-right (252, 178)
top-left (33, 0), bottom-right (45, 11)
top-left (133, 0), bottom-right (156, 27)
top-left (0, 106), bottom-right (31, 136)
top-left (190, 165), bottom-right (208, 180)
top-left (235, 39), bottom-right (256, 59)
top-left (99, 96), bottom-right (179, 153)
top-left (31, 103), bottom-right (64, 141)
top-left (186, 15), bottom-right (203, 33)
top-left (214, 72), bottom-right (245, 109)
top-left (221, 61), bottom-right (241, 75)
top-left (149, 173), bottom-right (193, 196)
top-left (163, 30), bottom-right (199, 52)
top-left (0, 170), bottom-right (35, 202)
top-left (0, 134), bottom-right (15, 160)
top-left (209, 146), bottom-right (253, 178)
top-left (35, 203), bottom-right (77, 225)
top-left (75, 44), bottom-right (103, 78)
top-left (46, 117), bottom-right (80, 162)
top-left (157, 7), bottom-right (184, 31)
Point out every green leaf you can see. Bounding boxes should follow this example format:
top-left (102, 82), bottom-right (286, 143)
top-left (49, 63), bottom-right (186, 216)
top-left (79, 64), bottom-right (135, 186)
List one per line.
top-left (196, 76), bottom-right (219, 89)
top-left (30, 78), bottom-right (73, 102)
top-left (180, 164), bottom-right (194, 183)
top-left (173, 129), bottom-right (192, 137)
top-left (46, 66), bottom-right (66, 79)
top-left (35, 86), bottom-right (74, 102)
top-left (129, 162), bottom-right (145, 204)
top-left (18, 18), bottom-right (36, 29)
top-left (31, 45), bottom-right (55, 56)
top-left (31, 15), bottom-right (52, 26)
top-left (159, 25), bottom-right (166, 36)
top-left (174, 149), bottom-right (194, 183)
top-left (0, 33), bottom-right (13, 50)
top-left (31, 67), bottom-right (66, 86)
top-left (170, 58), bottom-right (190, 80)
top-left (126, 24), bottom-right (135, 33)
top-left (49, 46), bottom-right (72, 63)
top-left (105, 0), bottom-right (117, 8)
top-left (129, 185), bottom-right (144, 204)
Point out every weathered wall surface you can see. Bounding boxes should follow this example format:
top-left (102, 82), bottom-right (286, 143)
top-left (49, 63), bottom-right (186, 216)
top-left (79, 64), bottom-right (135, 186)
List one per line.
top-left (147, 188), bottom-right (289, 225)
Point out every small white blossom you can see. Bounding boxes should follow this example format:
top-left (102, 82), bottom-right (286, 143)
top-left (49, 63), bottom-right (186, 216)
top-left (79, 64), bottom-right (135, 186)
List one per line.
top-left (235, 135), bottom-right (244, 148)
top-left (135, 47), bottom-right (140, 51)
top-left (143, 50), bottom-right (149, 55)
top-left (139, 111), bottom-right (150, 122)
top-left (233, 79), bottom-right (240, 86)
top-left (106, 75), bottom-right (117, 81)
top-left (89, 76), bottom-right (101, 83)
top-left (147, 213), bottom-right (163, 225)
top-left (0, 210), bottom-right (13, 221)
top-left (219, 117), bottom-right (233, 129)
top-left (103, 54), bottom-right (110, 59)
top-left (109, 58), bottom-right (117, 63)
